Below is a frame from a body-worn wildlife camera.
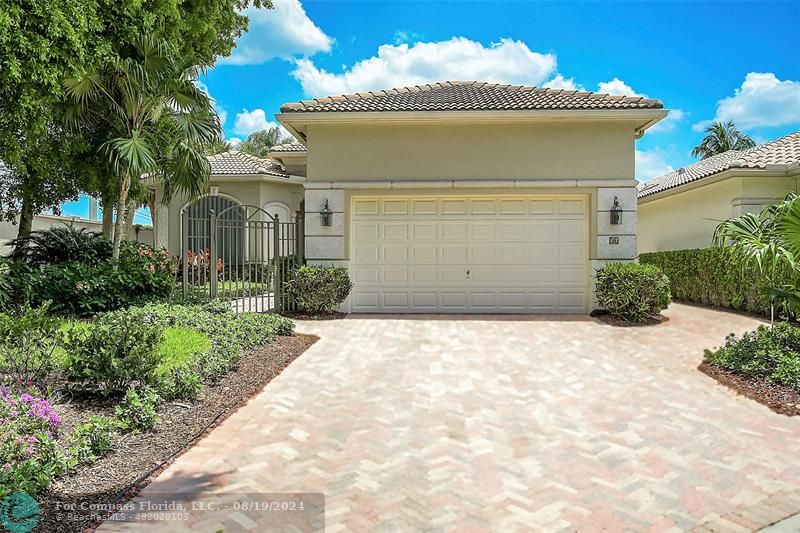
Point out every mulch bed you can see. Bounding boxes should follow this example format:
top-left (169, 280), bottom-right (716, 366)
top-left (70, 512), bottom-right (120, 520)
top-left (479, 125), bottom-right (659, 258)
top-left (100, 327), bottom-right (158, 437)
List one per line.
top-left (34, 334), bottom-right (318, 533)
top-left (593, 312), bottom-right (669, 327)
top-left (699, 360), bottom-right (800, 416)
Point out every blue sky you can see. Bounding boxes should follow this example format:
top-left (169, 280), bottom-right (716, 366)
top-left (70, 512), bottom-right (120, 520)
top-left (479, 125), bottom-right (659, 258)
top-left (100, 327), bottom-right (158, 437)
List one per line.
top-left (64, 0), bottom-right (800, 222)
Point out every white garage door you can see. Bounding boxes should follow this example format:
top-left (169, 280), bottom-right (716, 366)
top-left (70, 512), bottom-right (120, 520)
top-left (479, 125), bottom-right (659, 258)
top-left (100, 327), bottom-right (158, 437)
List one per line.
top-left (350, 195), bottom-right (589, 313)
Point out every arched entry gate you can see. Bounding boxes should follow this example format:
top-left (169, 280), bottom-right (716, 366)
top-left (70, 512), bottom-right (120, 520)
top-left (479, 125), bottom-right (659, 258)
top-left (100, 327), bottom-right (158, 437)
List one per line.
top-left (181, 202), bottom-right (304, 312)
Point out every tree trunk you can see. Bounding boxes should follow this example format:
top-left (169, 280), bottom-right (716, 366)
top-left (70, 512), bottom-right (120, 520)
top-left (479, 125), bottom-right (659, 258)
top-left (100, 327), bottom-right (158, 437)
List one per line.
top-left (111, 174), bottom-right (131, 260)
top-left (16, 191), bottom-right (34, 240)
top-left (101, 194), bottom-right (114, 240)
top-left (123, 200), bottom-right (136, 242)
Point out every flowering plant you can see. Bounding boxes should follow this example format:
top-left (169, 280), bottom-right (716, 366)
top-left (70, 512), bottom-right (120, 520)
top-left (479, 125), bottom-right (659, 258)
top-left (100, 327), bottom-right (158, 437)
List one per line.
top-left (0, 387), bottom-right (69, 498)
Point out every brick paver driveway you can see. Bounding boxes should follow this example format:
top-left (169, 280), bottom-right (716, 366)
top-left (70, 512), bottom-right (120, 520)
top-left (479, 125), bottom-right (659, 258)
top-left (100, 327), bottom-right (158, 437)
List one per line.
top-left (105, 303), bottom-right (800, 532)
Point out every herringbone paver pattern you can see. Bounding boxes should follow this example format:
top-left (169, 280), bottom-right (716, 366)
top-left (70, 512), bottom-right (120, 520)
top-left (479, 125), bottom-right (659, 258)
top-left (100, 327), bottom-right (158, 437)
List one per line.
top-left (102, 304), bottom-right (800, 532)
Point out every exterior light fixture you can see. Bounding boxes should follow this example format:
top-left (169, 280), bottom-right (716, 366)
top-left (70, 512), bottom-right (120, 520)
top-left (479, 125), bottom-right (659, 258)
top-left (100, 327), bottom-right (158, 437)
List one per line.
top-left (320, 199), bottom-right (333, 227)
top-left (610, 196), bottom-right (622, 225)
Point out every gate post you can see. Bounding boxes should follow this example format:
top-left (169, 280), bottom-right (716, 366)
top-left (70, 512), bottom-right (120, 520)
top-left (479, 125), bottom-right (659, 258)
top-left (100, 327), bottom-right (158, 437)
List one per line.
top-left (181, 208), bottom-right (188, 299)
top-left (209, 210), bottom-right (218, 299)
top-left (273, 214), bottom-right (281, 313)
top-left (296, 210), bottom-right (305, 265)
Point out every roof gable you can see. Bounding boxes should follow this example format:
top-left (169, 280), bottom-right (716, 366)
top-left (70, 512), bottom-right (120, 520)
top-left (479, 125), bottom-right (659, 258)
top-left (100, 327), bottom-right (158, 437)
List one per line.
top-left (280, 81), bottom-right (664, 113)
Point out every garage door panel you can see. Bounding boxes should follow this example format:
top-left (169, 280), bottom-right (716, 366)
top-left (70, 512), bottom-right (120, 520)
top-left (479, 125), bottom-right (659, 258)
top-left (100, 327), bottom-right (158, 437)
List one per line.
top-left (350, 194), bottom-right (588, 313)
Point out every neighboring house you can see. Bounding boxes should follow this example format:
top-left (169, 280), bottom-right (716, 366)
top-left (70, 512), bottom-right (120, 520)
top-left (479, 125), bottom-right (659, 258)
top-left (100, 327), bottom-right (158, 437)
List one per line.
top-left (154, 81), bottom-right (666, 313)
top-left (638, 131), bottom-right (800, 253)
top-left (1, 213), bottom-right (153, 255)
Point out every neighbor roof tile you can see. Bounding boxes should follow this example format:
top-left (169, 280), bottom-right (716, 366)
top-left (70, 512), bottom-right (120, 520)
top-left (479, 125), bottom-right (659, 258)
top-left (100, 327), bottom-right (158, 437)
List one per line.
top-left (638, 131), bottom-right (800, 198)
top-left (207, 151), bottom-right (289, 177)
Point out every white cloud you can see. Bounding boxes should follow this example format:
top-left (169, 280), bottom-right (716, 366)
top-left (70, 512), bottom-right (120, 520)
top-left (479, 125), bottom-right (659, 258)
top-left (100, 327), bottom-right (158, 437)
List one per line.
top-left (543, 74), bottom-right (584, 91)
top-left (292, 37), bottom-right (557, 96)
top-left (636, 148), bottom-right (675, 181)
top-left (196, 80), bottom-right (227, 127)
top-left (648, 108), bottom-right (685, 134)
top-left (698, 72), bottom-right (800, 129)
top-left (223, 0), bottom-right (333, 65)
top-left (233, 109), bottom-right (279, 135)
top-left (597, 77), bottom-right (644, 98)
top-left (227, 137), bottom-right (243, 147)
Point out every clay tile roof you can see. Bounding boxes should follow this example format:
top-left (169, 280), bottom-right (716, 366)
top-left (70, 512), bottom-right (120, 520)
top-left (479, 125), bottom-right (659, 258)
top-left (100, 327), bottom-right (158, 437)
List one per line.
top-left (638, 131), bottom-right (800, 198)
top-left (269, 142), bottom-right (307, 153)
top-left (280, 80), bottom-right (664, 113)
top-left (206, 151), bottom-right (289, 177)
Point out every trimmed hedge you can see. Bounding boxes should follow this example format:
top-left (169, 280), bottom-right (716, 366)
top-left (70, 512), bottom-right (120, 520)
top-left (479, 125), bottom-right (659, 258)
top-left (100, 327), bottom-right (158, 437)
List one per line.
top-left (594, 262), bottom-right (671, 322)
top-left (639, 247), bottom-right (797, 315)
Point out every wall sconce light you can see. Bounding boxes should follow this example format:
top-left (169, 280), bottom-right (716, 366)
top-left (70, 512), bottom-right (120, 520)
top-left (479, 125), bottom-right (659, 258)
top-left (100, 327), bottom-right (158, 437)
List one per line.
top-left (610, 196), bottom-right (622, 225)
top-left (320, 199), bottom-right (333, 227)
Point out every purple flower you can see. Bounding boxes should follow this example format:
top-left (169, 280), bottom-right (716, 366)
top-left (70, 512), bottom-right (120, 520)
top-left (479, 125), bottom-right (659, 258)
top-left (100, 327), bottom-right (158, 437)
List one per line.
top-left (48, 412), bottom-right (61, 428)
top-left (26, 436), bottom-right (37, 444)
top-left (19, 393), bottom-right (34, 403)
top-left (1, 464), bottom-right (10, 471)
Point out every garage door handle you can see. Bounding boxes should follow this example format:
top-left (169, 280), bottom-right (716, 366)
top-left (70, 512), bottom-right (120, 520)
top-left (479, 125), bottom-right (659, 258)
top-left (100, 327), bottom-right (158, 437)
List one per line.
top-left (466, 269), bottom-right (470, 279)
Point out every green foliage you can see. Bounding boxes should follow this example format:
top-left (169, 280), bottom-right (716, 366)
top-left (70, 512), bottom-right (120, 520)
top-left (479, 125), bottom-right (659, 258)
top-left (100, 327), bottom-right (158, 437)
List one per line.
top-left (0, 388), bottom-right (67, 498)
top-left (68, 415), bottom-right (117, 465)
top-left (640, 248), bottom-right (797, 316)
top-left (7, 226), bottom-right (112, 267)
top-left (158, 365), bottom-right (203, 401)
top-left (691, 120), bottom-right (756, 160)
top-left (288, 265), bottom-right (354, 315)
top-left (122, 303), bottom-right (294, 390)
top-left (0, 304), bottom-right (62, 386)
top-left (705, 322), bottom-right (800, 390)
top-left (17, 241), bottom-right (175, 316)
top-left (114, 388), bottom-right (160, 432)
top-left (594, 262), bottom-right (671, 322)
top-left (62, 309), bottom-right (163, 395)
top-left (239, 127), bottom-right (294, 158)
top-left (156, 327), bottom-right (211, 375)
top-left (64, 36), bottom-right (221, 259)
top-left (0, 260), bottom-right (13, 312)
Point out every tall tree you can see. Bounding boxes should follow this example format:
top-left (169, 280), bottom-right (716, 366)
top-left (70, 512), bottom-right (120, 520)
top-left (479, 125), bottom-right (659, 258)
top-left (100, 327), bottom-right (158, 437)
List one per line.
top-left (0, 0), bottom-right (271, 239)
top-left (206, 135), bottom-right (234, 155)
top-left (691, 121), bottom-right (756, 160)
top-left (239, 126), bottom-right (293, 158)
top-left (64, 36), bottom-right (220, 258)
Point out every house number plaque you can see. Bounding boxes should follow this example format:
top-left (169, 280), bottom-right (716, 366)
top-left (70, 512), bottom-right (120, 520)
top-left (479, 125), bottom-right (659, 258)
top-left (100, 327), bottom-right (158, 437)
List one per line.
top-left (608, 237), bottom-right (620, 245)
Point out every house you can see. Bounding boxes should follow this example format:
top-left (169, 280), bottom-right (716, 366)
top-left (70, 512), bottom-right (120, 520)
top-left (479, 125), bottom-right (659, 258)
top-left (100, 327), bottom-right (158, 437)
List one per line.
top-left (154, 81), bottom-right (667, 313)
top-left (638, 131), bottom-right (800, 253)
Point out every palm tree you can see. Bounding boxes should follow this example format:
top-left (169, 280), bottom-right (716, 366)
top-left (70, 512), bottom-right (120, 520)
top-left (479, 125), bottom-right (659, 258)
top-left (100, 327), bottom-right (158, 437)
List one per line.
top-left (206, 135), bottom-right (233, 155)
top-left (239, 126), bottom-right (293, 158)
top-left (691, 121), bottom-right (756, 160)
top-left (64, 37), bottom-right (220, 259)
top-left (714, 194), bottom-right (800, 319)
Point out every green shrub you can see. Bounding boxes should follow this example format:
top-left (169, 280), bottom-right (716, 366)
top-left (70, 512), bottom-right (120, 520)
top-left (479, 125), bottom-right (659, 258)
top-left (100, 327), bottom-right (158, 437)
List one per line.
top-left (7, 226), bottom-right (112, 267)
top-left (13, 241), bottom-right (175, 316)
top-left (63, 310), bottom-right (164, 395)
top-left (68, 416), bottom-right (117, 465)
top-left (114, 388), bottom-right (160, 432)
top-left (0, 388), bottom-right (68, 498)
top-left (288, 265), bottom-right (353, 314)
top-left (158, 365), bottom-right (203, 400)
top-left (594, 262), bottom-right (671, 322)
top-left (639, 248), bottom-right (797, 316)
top-left (705, 322), bottom-right (800, 390)
top-left (156, 327), bottom-right (211, 375)
top-left (0, 260), bottom-right (12, 312)
top-left (0, 304), bottom-right (61, 386)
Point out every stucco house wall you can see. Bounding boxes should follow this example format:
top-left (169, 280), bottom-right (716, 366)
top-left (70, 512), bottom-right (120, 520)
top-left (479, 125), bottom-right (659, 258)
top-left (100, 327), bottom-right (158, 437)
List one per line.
top-left (638, 174), bottom-right (798, 253)
top-left (306, 121), bottom-right (636, 181)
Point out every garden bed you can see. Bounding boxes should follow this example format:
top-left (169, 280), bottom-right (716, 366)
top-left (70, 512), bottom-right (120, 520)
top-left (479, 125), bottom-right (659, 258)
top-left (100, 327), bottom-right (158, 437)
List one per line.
top-left (34, 334), bottom-right (317, 533)
top-left (699, 360), bottom-right (800, 416)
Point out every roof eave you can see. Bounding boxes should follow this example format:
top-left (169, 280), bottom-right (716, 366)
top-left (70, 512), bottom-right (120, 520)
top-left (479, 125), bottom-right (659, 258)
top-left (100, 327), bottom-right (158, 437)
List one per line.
top-left (277, 109), bottom-right (668, 139)
top-left (638, 167), bottom-right (793, 203)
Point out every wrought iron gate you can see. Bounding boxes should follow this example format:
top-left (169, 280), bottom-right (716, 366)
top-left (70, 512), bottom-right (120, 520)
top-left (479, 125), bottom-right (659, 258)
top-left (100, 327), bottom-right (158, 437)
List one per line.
top-left (181, 203), bottom-right (304, 313)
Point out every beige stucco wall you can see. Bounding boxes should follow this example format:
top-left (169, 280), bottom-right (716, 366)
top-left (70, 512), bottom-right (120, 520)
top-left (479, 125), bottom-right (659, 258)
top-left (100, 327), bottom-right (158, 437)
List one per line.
top-left (306, 121), bottom-right (637, 181)
top-left (155, 178), bottom-right (304, 256)
top-left (638, 174), bottom-right (798, 253)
